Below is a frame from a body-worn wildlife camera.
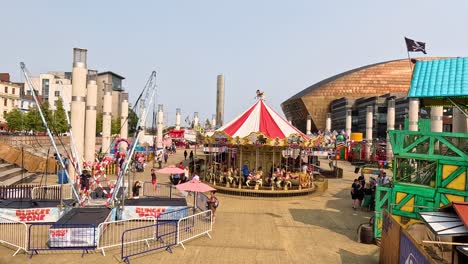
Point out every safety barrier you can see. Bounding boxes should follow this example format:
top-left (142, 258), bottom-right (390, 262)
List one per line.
top-left (121, 220), bottom-right (178, 263)
top-left (31, 184), bottom-right (73, 200)
top-left (0, 185), bottom-right (33, 199)
top-left (142, 182), bottom-right (173, 198)
top-left (97, 217), bottom-right (156, 256)
top-left (158, 207), bottom-right (192, 221)
top-left (28, 223), bottom-right (96, 258)
top-left (0, 216), bottom-right (28, 256)
top-left (177, 210), bottom-right (212, 249)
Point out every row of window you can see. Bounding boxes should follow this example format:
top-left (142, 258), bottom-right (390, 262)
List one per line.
top-left (4, 86), bottom-right (16, 94)
top-left (3, 98), bottom-right (19, 107)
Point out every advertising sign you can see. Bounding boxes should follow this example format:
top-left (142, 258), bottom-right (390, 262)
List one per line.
top-left (122, 206), bottom-right (187, 220)
top-left (399, 232), bottom-right (430, 264)
top-left (0, 208), bottom-right (61, 223)
top-left (49, 227), bottom-right (95, 248)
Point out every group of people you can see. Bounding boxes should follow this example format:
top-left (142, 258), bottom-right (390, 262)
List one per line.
top-left (183, 150), bottom-right (194, 160)
top-left (351, 170), bottom-right (390, 210)
top-left (155, 150), bottom-right (170, 169)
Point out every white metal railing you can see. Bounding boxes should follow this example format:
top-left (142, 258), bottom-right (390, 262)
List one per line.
top-left (177, 210), bottom-right (212, 249)
top-left (97, 217), bottom-right (156, 256)
top-left (0, 216), bottom-right (28, 256)
top-left (31, 184), bottom-right (72, 200)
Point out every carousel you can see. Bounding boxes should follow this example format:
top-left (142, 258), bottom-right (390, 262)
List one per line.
top-left (201, 93), bottom-right (326, 196)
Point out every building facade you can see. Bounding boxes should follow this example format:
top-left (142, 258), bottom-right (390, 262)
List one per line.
top-left (96, 71), bottom-right (127, 119)
top-left (0, 74), bottom-right (21, 129)
top-left (22, 72), bottom-right (72, 111)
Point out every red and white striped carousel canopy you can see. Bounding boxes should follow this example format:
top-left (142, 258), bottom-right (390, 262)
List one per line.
top-left (216, 99), bottom-right (307, 139)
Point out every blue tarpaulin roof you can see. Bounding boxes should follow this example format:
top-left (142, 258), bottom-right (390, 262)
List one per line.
top-left (409, 58), bottom-right (468, 98)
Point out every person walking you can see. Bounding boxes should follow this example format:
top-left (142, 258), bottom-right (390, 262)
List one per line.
top-left (164, 151), bottom-right (169, 164)
top-left (184, 150), bottom-right (188, 160)
top-left (151, 168), bottom-right (157, 192)
top-left (351, 179), bottom-right (361, 210)
top-left (189, 150), bottom-right (194, 161)
top-left (207, 191), bottom-right (219, 222)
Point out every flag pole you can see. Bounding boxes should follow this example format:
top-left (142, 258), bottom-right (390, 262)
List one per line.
top-left (405, 37), bottom-right (414, 72)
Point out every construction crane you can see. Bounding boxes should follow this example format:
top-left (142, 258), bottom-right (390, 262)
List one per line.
top-left (110, 71), bottom-right (158, 208)
top-left (20, 62), bottom-right (81, 205)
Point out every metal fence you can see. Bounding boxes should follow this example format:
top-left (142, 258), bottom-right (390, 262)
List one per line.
top-left (142, 182), bottom-right (173, 198)
top-left (177, 210), bottom-right (212, 249)
top-left (31, 184), bottom-right (73, 200)
top-left (0, 216), bottom-right (28, 256)
top-left (121, 220), bottom-right (178, 263)
top-left (196, 193), bottom-right (209, 211)
top-left (158, 207), bottom-right (192, 221)
top-left (28, 223), bottom-right (97, 258)
top-left (97, 217), bottom-right (156, 256)
top-left (0, 185), bottom-right (33, 199)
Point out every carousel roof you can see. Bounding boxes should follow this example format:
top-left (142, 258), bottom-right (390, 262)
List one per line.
top-left (217, 99), bottom-right (307, 139)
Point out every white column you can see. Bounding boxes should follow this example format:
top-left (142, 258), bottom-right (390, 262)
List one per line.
top-left (193, 112), bottom-right (199, 127)
top-left (386, 99), bottom-right (395, 161)
top-left (453, 107), bottom-right (468, 133)
top-left (156, 104), bottom-right (164, 148)
top-left (365, 106), bottom-right (373, 161)
top-left (84, 71), bottom-right (97, 162)
top-left (430, 106), bottom-right (444, 133)
top-left (70, 48), bottom-right (87, 181)
top-left (345, 109), bottom-right (352, 138)
top-left (175, 108), bottom-right (181, 130)
top-left (120, 99), bottom-right (129, 152)
top-left (102, 84), bottom-right (112, 154)
top-left (408, 98), bottom-right (419, 131)
top-left (325, 113), bottom-right (331, 132)
top-left (216, 74), bottom-right (225, 127)
top-left (306, 115), bottom-right (312, 135)
top-left (211, 114), bottom-right (216, 129)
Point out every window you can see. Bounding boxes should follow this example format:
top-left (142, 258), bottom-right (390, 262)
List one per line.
top-left (54, 91), bottom-right (60, 96)
top-left (3, 99), bottom-right (7, 106)
top-left (3, 111), bottom-right (6, 118)
top-left (4, 86), bottom-right (7, 93)
top-left (12, 88), bottom-right (15, 94)
top-left (42, 79), bottom-right (50, 100)
top-left (27, 90), bottom-right (31, 95)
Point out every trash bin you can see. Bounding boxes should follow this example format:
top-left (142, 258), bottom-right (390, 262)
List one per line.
top-left (57, 169), bottom-right (68, 184)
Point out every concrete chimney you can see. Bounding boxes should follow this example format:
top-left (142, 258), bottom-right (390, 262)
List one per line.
top-left (325, 113), bottom-right (332, 132)
top-left (216, 74), bottom-right (225, 127)
top-left (306, 115), bottom-right (312, 135)
top-left (365, 106), bottom-right (373, 161)
top-left (101, 83), bottom-right (112, 154)
top-left (84, 70), bottom-right (97, 162)
top-left (345, 109), bottom-right (352, 137)
top-left (156, 104), bottom-right (164, 148)
top-left (120, 98), bottom-right (129, 139)
top-left (193, 112), bottom-right (199, 127)
top-left (386, 99), bottom-right (395, 161)
top-left (70, 48), bottom-right (87, 180)
top-left (408, 98), bottom-right (419, 131)
top-left (175, 108), bottom-right (181, 130)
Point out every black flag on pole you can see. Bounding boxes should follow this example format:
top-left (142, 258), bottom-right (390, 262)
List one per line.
top-left (405, 37), bottom-right (427, 54)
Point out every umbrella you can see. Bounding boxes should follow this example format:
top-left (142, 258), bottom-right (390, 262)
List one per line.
top-left (156, 165), bottom-right (184, 174)
top-left (176, 180), bottom-right (216, 193)
top-left (176, 180), bottom-right (216, 209)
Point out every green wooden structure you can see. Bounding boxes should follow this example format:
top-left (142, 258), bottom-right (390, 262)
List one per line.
top-left (374, 130), bottom-right (468, 238)
top-left (374, 57), bottom-right (468, 238)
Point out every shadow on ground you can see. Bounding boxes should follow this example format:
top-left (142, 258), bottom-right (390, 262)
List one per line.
top-left (338, 248), bottom-right (379, 264)
top-left (289, 189), bottom-right (374, 241)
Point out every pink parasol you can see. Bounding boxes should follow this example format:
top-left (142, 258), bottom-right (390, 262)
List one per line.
top-left (156, 165), bottom-right (185, 174)
top-left (176, 180), bottom-right (216, 193)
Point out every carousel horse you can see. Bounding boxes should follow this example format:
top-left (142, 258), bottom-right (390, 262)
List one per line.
top-left (300, 173), bottom-right (310, 188)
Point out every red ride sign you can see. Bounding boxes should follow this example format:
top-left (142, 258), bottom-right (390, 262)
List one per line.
top-left (16, 209), bottom-right (51, 222)
top-left (135, 207), bottom-right (166, 218)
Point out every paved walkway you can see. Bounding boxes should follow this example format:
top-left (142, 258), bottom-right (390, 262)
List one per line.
top-left (0, 151), bottom-right (379, 264)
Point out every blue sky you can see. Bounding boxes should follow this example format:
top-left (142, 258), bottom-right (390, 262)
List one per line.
top-left (2, 0), bottom-right (468, 126)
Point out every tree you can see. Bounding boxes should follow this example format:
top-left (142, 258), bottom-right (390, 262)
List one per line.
top-left (5, 109), bottom-right (24, 131)
top-left (95, 114), bottom-right (103, 136)
top-left (25, 107), bottom-right (45, 132)
top-left (128, 107), bottom-right (139, 135)
top-left (53, 98), bottom-right (68, 133)
top-left (111, 117), bottom-right (121, 135)
top-left (205, 118), bottom-right (211, 130)
top-left (41, 101), bottom-right (53, 128)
